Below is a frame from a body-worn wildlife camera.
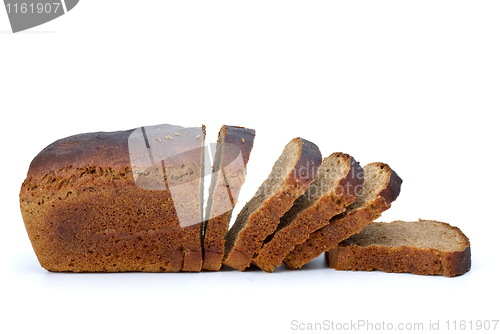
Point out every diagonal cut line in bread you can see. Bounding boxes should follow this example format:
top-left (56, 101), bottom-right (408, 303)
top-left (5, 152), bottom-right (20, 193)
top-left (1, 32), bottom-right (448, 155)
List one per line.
top-left (202, 125), bottom-right (256, 271)
top-left (284, 162), bottom-right (402, 270)
top-left (222, 137), bottom-right (322, 271)
top-left (327, 220), bottom-right (471, 277)
top-left (252, 153), bottom-right (364, 273)
top-left (140, 125), bottom-right (206, 272)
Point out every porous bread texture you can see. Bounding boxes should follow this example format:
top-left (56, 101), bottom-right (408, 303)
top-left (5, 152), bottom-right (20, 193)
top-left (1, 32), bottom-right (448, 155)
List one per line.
top-left (327, 220), bottom-right (471, 277)
top-left (222, 137), bottom-right (322, 271)
top-left (284, 162), bottom-right (402, 269)
top-left (202, 125), bottom-right (255, 271)
top-left (340, 220), bottom-right (467, 250)
top-left (252, 153), bottom-right (363, 273)
top-left (20, 125), bottom-right (206, 272)
top-left (347, 162), bottom-right (395, 211)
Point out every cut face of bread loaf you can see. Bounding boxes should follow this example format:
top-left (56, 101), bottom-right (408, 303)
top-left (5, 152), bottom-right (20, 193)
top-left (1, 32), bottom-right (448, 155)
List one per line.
top-left (284, 162), bottom-right (402, 269)
top-left (20, 124), bottom-right (206, 272)
top-left (327, 220), bottom-right (471, 277)
top-left (252, 153), bottom-right (364, 273)
top-left (222, 137), bottom-right (322, 271)
top-left (202, 125), bottom-right (255, 271)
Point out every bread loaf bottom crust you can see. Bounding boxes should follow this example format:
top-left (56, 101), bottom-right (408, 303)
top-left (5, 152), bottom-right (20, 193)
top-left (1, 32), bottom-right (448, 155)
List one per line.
top-left (202, 215), bottom-right (227, 271)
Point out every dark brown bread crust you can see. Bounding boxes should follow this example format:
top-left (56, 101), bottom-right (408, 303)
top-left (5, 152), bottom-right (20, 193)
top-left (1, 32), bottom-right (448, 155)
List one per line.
top-left (222, 138), bottom-right (322, 271)
top-left (378, 166), bottom-right (402, 206)
top-left (202, 126), bottom-right (255, 271)
top-left (327, 221), bottom-right (471, 277)
top-left (290, 139), bottom-right (323, 191)
top-left (28, 130), bottom-right (135, 177)
top-left (224, 125), bottom-right (255, 167)
top-left (20, 126), bottom-right (205, 272)
top-left (284, 163), bottom-right (402, 269)
top-left (252, 154), bottom-right (363, 273)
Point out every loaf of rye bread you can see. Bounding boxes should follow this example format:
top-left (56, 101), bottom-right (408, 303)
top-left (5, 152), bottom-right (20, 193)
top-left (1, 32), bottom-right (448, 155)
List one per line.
top-left (327, 220), bottom-right (471, 277)
top-left (20, 124), bottom-right (206, 272)
top-left (222, 137), bottom-right (322, 271)
top-left (252, 153), bottom-right (364, 273)
top-left (202, 125), bottom-right (255, 271)
top-left (20, 125), bottom-right (471, 277)
top-left (284, 162), bottom-right (402, 269)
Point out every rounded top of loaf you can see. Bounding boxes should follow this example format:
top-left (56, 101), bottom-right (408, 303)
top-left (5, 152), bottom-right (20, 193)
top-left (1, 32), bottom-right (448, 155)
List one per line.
top-left (27, 129), bottom-right (135, 178)
top-left (27, 124), bottom-right (206, 179)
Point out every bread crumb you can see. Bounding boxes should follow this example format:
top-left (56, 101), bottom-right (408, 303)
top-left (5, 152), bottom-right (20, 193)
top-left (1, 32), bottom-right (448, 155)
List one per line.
top-left (156, 138), bottom-right (161, 142)
top-left (196, 135), bottom-right (201, 140)
top-left (174, 133), bottom-right (180, 136)
top-left (241, 138), bottom-right (245, 143)
top-left (165, 135), bottom-right (174, 140)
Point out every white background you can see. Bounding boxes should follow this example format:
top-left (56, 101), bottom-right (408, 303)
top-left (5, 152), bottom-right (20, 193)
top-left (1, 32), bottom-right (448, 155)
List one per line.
top-left (1, 1), bottom-right (499, 333)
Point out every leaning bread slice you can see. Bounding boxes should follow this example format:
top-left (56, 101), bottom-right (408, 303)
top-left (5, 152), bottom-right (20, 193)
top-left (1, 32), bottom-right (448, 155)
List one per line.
top-left (327, 220), bottom-right (471, 277)
top-left (284, 162), bottom-right (402, 269)
top-left (202, 125), bottom-right (255, 271)
top-left (222, 137), bottom-right (322, 271)
top-left (252, 153), bottom-right (363, 272)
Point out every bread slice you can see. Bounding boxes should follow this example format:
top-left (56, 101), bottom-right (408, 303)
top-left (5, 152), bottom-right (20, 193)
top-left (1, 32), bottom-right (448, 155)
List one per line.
top-left (327, 220), bottom-right (471, 277)
top-left (252, 153), bottom-right (364, 272)
top-left (20, 124), bottom-right (206, 272)
top-left (284, 162), bottom-right (402, 269)
top-left (222, 137), bottom-right (322, 271)
top-left (202, 125), bottom-right (255, 271)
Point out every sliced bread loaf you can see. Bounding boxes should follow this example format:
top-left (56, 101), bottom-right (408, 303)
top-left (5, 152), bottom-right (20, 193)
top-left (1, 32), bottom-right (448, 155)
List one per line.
top-left (202, 125), bottom-right (255, 271)
top-left (327, 220), bottom-right (471, 277)
top-left (284, 162), bottom-right (402, 269)
top-left (20, 124), bottom-right (206, 272)
top-left (252, 153), bottom-right (363, 272)
top-left (222, 137), bottom-right (322, 271)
